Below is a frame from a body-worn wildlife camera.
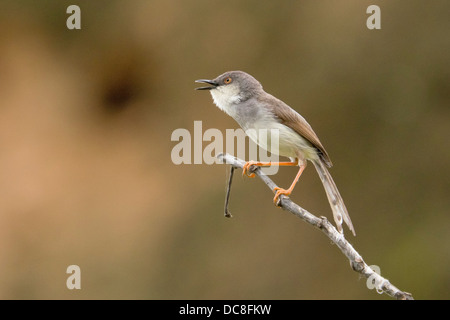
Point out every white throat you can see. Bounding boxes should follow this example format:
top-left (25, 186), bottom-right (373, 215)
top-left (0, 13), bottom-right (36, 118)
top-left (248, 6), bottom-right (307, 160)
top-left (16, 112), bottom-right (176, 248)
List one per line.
top-left (210, 86), bottom-right (242, 116)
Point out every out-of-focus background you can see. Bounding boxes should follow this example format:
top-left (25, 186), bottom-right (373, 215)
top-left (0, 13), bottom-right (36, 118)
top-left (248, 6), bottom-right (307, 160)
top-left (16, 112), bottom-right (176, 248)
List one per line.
top-left (0, 0), bottom-right (448, 299)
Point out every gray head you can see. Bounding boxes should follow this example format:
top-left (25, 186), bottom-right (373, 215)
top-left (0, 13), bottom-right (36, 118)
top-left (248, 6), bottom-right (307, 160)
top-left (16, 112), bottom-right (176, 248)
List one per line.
top-left (195, 71), bottom-right (263, 103)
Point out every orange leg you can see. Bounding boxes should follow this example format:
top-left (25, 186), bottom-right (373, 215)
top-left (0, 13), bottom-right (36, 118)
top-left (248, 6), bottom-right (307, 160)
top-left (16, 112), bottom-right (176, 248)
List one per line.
top-left (273, 164), bottom-right (306, 205)
top-left (242, 159), bottom-right (298, 178)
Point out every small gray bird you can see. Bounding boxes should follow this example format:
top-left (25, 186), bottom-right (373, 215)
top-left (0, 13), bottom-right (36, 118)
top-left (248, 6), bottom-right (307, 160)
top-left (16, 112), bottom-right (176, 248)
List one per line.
top-left (195, 71), bottom-right (355, 236)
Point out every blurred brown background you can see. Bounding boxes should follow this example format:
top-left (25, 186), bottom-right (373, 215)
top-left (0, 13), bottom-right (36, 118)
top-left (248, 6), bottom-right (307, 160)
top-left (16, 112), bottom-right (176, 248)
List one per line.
top-left (0, 0), bottom-right (448, 299)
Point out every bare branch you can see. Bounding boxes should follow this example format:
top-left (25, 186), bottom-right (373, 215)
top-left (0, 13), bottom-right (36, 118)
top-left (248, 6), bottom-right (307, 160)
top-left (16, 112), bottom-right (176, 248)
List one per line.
top-left (217, 153), bottom-right (414, 300)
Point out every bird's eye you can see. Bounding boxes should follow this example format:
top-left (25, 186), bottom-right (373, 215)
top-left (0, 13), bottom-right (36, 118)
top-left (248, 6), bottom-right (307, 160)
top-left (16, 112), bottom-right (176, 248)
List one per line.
top-left (224, 77), bottom-right (232, 84)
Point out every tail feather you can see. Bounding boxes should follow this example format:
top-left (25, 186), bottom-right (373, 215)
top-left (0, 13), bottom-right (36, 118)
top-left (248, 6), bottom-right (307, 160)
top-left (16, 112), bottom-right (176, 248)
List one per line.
top-left (313, 160), bottom-right (356, 236)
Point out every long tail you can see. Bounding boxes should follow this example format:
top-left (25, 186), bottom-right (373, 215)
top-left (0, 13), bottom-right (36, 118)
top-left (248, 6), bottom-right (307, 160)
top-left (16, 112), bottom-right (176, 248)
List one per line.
top-left (313, 160), bottom-right (356, 236)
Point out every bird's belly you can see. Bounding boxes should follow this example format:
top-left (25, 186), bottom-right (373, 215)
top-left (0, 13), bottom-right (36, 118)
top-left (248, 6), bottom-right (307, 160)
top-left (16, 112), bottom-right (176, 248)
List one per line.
top-left (245, 122), bottom-right (319, 161)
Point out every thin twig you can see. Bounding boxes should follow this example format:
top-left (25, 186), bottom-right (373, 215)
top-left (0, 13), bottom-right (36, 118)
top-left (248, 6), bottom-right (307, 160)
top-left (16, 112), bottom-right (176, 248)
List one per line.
top-left (216, 152), bottom-right (414, 300)
top-left (224, 166), bottom-right (234, 218)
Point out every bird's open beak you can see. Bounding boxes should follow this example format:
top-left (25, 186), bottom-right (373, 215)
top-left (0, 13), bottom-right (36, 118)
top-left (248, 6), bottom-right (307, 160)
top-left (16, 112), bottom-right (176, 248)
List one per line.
top-left (195, 79), bottom-right (218, 90)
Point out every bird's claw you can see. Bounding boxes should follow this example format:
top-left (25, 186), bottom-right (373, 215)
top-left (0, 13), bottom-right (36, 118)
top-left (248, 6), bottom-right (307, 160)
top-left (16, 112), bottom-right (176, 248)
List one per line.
top-left (242, 161), bottom-right (258, 178)
top-left (273, 187), bottom-right (291, 206)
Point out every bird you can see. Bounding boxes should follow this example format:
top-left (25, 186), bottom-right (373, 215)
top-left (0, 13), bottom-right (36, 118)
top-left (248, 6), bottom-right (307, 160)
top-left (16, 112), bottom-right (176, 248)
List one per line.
top-left (195, 71), bottom-right (355, 236)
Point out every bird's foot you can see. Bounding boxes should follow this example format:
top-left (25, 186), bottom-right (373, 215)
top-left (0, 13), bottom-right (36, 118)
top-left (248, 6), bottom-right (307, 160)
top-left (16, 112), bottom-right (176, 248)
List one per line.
top-left (273, 187), bottom-right (292, 206)
top-left (242, 160), bottom-right (259, 178)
